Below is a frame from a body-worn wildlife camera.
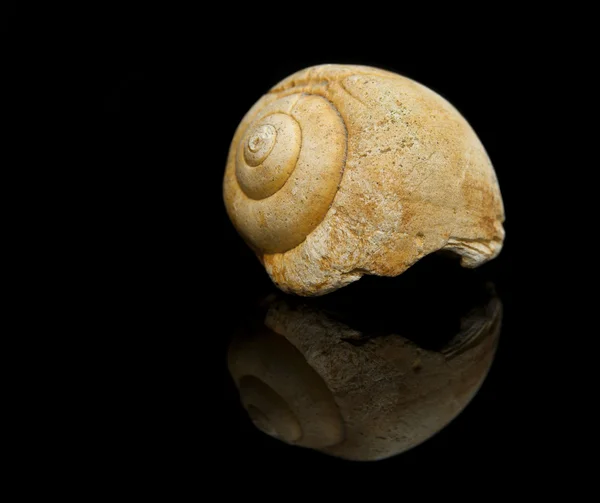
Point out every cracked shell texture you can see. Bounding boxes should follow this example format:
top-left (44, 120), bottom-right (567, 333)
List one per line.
top-left (223, 65), bottom-right (505, 296)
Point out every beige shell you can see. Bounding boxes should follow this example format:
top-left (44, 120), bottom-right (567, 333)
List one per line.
top-left (227, 290), bottom-right (502, 461)
top-left (223, 64), bottom-right (505, 296)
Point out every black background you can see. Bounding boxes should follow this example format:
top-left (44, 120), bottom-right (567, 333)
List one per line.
top-left (94, 21), bottom-right (561, 478)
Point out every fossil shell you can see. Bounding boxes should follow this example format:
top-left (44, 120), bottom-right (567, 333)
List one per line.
top-left (223, 64), bottom-right (505, 296)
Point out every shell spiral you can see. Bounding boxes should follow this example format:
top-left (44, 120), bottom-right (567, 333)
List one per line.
top-left (226, 92), bottom-right (347, 254)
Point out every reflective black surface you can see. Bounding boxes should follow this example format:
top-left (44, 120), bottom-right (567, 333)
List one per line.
top-left (95, 32), bottom-right (561, 475)
top-left (228, 279), bottom-right (501, 461)
top-left (218, 255), bottom-right (517, 466)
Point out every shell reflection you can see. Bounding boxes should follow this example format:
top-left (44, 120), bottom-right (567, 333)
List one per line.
top-left (228, 282), bottom-right (501, 461)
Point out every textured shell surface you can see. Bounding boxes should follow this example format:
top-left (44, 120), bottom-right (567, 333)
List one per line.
top-left (223, 64), bottom-right (505, 296)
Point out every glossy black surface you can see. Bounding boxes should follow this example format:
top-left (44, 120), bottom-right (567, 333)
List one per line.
top-left (227, 267), bottom-right (502, 461)
top-left (94, 28), bottom-right (560, 476)
top-left (218, 255), bottom-right (511, 464)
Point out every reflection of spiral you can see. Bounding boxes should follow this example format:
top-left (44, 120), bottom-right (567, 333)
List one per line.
top-left (230, 94), bottom-right (347, 254)
top-left (238, 375), bottom-right (302, 443)
top-left (227, 326), bottom-right (344, 448)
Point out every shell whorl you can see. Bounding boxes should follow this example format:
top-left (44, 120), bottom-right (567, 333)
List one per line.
top-left (230, 93), bottom-right (347, 254)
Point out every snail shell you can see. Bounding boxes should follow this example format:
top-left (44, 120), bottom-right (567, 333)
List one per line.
top-left (223, 65), bottom-right (505, 296)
